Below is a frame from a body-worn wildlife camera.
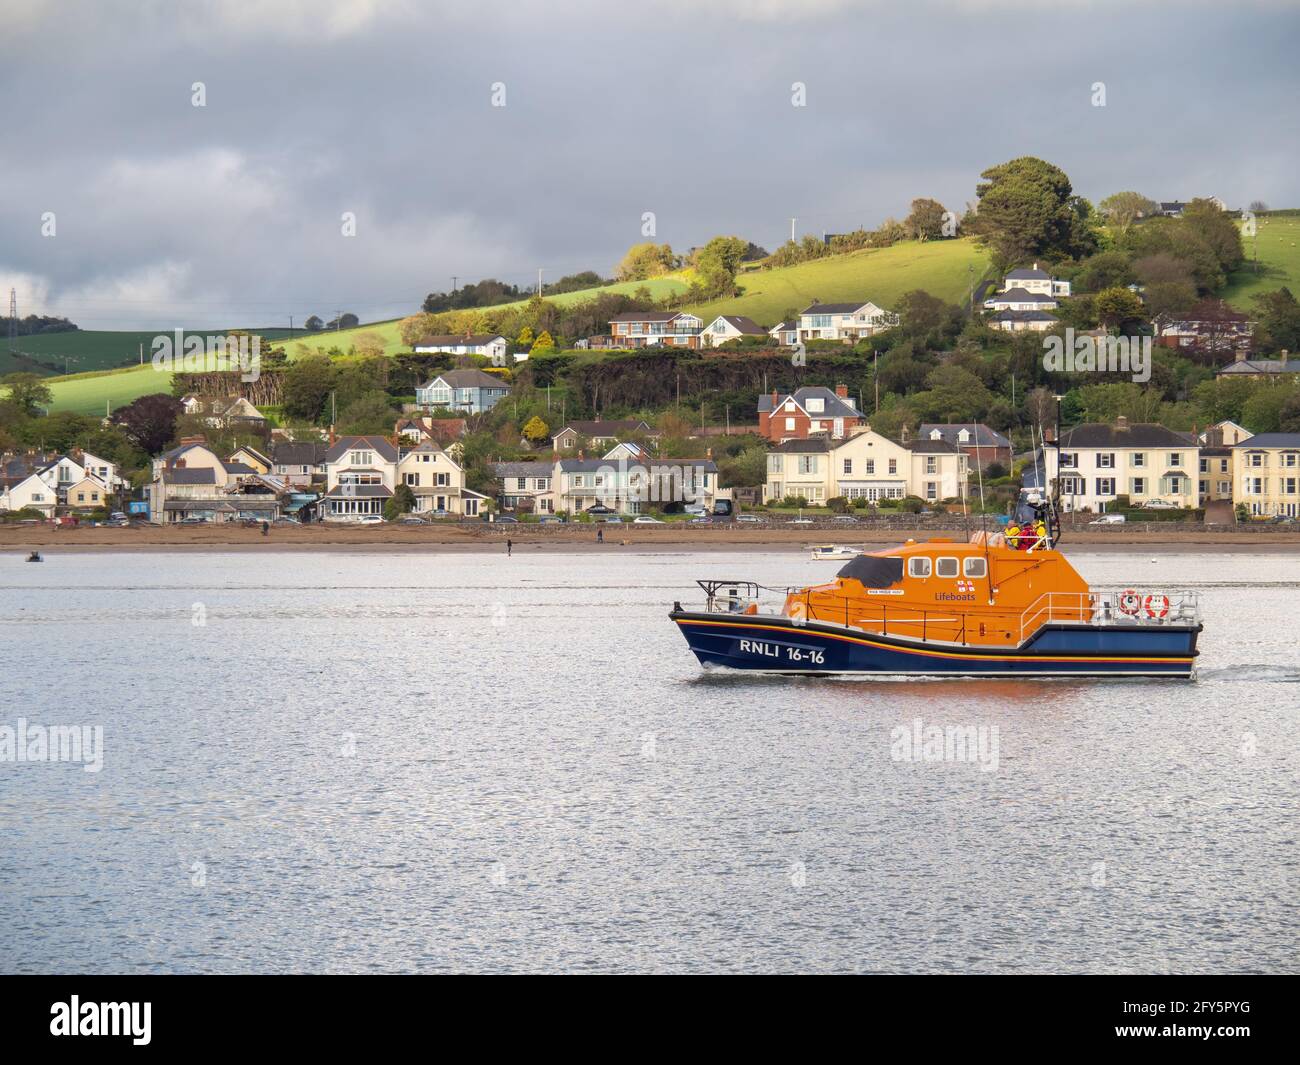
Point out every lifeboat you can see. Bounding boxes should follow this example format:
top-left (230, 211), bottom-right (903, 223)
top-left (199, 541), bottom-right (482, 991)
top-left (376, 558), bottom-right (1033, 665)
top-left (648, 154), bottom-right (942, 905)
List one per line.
top-left (669, 535), bottom-right (1201, 678)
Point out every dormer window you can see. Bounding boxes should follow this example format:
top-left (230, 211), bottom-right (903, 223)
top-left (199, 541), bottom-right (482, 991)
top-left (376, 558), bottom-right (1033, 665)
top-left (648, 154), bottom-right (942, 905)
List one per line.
top-left (806, 398), bottom-right (824, 413)
top-left (957, 429), bottom-right (970, 443)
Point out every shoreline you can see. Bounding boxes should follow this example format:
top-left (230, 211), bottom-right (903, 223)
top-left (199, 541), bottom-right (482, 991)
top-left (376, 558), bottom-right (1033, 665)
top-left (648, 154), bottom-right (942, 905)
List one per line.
top-left (5, 525), bottom-right (1300, 554)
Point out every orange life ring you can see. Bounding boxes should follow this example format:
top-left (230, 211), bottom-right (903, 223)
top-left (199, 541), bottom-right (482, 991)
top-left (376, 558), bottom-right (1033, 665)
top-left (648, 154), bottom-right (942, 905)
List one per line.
top-left (1144, 594), bottom-right (1170, 619)
top-left (1118, 589), bottom-right (1142, 616)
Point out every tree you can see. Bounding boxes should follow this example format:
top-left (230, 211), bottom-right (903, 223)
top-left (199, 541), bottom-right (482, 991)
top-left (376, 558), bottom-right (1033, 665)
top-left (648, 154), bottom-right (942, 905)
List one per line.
top-left (904, 198), bottom-right (950, 241)
top-left (691, 235), bottom-right (748, 297)
top-left (1279, 392), bottom-right (1300, 433)
top-left (1, 373), bottom-right (54, 416)
top-left (530, 330), bottom-right (556, 355)
top-left (516, 326), bottom-right (535, 348)
top-left (385, 483), bottom-right (417, 520)
top-left (110, 393), bottom-right (184, 455)
top-left (615, 242), bottom-right (676, 281)
top-left (304, 315), bottom-right (324, 332)
top-left (326, 312), bottom-right (360, 330)
top-left (1248, 201), bottom-right (1269, 214)
top-left (1098, 191), bottom-right (1160, 231)
top-left (353, 331), bottom-right (386, 358)
top-left (911, 364), bottom-right (992, 422)
top-left (1093, 287), bottom-right (1147, 328)
top-left (337, 390), bottom-right (396, 435)
top-left (1180, 198), bottom-right (1245, 274)
top-left (282, 355), bottom-right (337, 422)
top-left (1072, 251), bottom-right (1137, 294)
top-left (966, 157), bottom-right (1092, 269)
top-left (893, 290), bottom-right (962, 346)
top-left (522, 415), bottom-right (550, 444)
top-left (1251, 287), bottom-right (1300, 353)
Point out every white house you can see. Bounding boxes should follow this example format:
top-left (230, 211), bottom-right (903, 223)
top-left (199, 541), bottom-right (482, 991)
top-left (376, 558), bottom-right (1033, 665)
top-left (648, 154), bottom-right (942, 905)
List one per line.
top-left (553, 456), bottom-right (718, 516)
top-left (492, 461), bottom-right (555, 514)
top-left (987, 309), bottom-right (1060, 333)
top-left (769, 321), bottom-right (800, 346)
top-left (1043, 418), bottom-right (1199, 512)
top-left (700, 315), bottom-right (768, 347)
top-left (321, 435), bottom-right (399, 521)
top-left (999, 264), bottom-right (1071, 299)
top-left (984, 288), bottom-right (1060, 312)
top-left (797, 301), bottom-right (898, 342)
top-left (413, 334), bottom-right (512, 365)
top-left (0, 472), bottom-right (57, 516)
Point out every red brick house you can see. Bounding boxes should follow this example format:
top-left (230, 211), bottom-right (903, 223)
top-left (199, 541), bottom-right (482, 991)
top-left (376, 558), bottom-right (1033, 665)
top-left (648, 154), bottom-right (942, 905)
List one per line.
top-left (757, 385), bottom-right (863, 443)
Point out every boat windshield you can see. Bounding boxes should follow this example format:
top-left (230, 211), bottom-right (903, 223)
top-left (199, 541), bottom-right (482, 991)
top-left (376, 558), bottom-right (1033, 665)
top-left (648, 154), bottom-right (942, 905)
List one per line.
top-left (836, 554), bottom-right (904, 588)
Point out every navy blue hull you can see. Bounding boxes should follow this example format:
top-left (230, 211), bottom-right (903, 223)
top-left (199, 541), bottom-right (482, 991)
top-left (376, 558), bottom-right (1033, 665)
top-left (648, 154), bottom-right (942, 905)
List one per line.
top-left (671, 611), bottom-right (1199, 678)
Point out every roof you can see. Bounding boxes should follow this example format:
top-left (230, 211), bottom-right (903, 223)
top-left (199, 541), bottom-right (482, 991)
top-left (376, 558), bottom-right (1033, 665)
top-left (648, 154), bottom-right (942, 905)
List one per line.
top-left (271, 441), bottom-right (328, 466)
top-left (757, 386), bottom-right (860, 420)
top-left (324, 436), bottom-right (400, 464)
top-left (1005, 266), bottom-right (1051, 280)
top-left (413, 334), bottom-right (505, 347)
top-left (905, 439), bottom-right (961, 454)
top-left (1232, 433), bottom-right (1300, 449)
top-left (607, 312), bottom-right (692, 323)
top-left (918, 423), bottom-right (1011, 449)
top-left (555, 419), bottom-right (655, 437)
top-left (159, 441), bottom-right (215, 463)
top-left (770, 321), bottom-right (796, 332)
top-left (1217, 359), bottom-right (1300, 375)
top-left (162, 468), bottom-right (217, 485)
top-left (987, 288), bottom-right (1056, 304)
top-left (800, 301), bottom-right (872, 315)
top-left (771, 437), bottom-right (834, 453)
top-left (492, 462), bottom-right (552, 478)
top-left (223, 462), bottom-right (256, 475)
top-left (231, 445), bottom-right (272, 466)
top-left (709, 315), bottom-right (766, 334)
top-left (1059, 423), bottom-right (1198, 449)
top-left (423, 368), bottom-right (508, 390)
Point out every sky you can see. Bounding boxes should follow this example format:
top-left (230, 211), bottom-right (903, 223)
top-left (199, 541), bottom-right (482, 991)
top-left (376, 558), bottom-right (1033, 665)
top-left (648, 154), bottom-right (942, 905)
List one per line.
top-left (1, 0), bottom-right (1298, 330)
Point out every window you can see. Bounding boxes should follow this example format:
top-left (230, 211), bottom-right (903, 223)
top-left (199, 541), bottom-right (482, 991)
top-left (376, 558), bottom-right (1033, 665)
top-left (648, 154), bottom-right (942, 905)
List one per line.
top-left (936, 557), bottom-right (959, 578)
top-left (925, 457), bottom-right (937, 474)
top-left (784, 417), bottom-right (796, 431)
top-left (888, 459), bottom-right (897, 475)
top-left (404, 472), bottom-right (419, 486)
top-left (1098, 453), bottom-right (1115, 469)
top-left (908, 557), bottom-right (932, 578)
top-left (1249, 453), bottom-right (1264, 467)
top-left (349, 450), bottom-right (373, 466)
top-left (842, 459), bottom-right (852, 475)
top-left (1285, 453), bottom-right (1299, 468)
top-left (1096, 478), bottom-right (1115, 496)
top-left (1132, 452), bottom-right (1146, 468)
top-left (963, 557), bottom-right (986, 578)
top-left (1060, 452), bottom-right (1077, 468)
top-left (797, 455), bottom-right (819, 475)
top-left (1199, 458), bottom-right (1208, 473)
top-left (925, 482), bottom-right (938, 500)
top-left (1169, 453), bottom-right (1182, 466)
top-left (1131, 477), bottom-right (1145, 495)
top-left (806, 398), bottom-right (825, 413)
top-left (1284, 478), bottom-right (1298, 495)
top-left (516, 478), bottom-right (527, 490)
top-left (767, 455), bottom-right (783, 473)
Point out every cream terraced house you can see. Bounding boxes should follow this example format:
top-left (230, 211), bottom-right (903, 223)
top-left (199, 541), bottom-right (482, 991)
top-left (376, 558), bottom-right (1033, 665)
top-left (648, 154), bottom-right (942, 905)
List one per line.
top-left (763, 428), bottom-right (967, 506)
top-left (1232, 433), bottom-right (1300, 518)
top-left (1043, 418), bottom-right (1199, 512)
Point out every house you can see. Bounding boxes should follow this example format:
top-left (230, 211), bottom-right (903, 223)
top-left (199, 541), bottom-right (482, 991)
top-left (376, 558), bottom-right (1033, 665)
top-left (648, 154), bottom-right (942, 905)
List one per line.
top-left (1043, 418), bottom-right (1199, 512)
top-left (412, 333), bottom-right (512, 365)
top-left (414, 369), bottom-right (509, 415)
top-left (0, 472), bottom-right (57, 516)
top-left (1156, 303), bottom-right (1253, 355)
top-left (179, 394), bottom-right (268, 429)
top-left (988, 309), bottom-right (1060, 333)
top-left (35, 450), bottom-right (125, 496)
top-left (768, 321), bottom-right (800, 346)
top-left (762, 428), bottom-right (968, 506)
top-left (1214, 350), bottom-right (1299, 379)
top-left (491, 461), bottom-right (555, 514)
top-left (984, 288), bottom-right (1060, 312)
top-left (397, 440), bottom-right (487, 517)
top-left (797, 301), bottom-right (897, 343)
top-left (321, 435), bottom-right (399, 521)
top-left (607, 312), bottom-right (704, 349)
top-left (1232, 433), bottom-right (1300, 518)
top-left (1196, 422), bottom-right (1249, 503)
top-left (1199, 420), bottom-right (1253, 447)
top-left (228, 445), bottom-right (273, 474)
top-left (553, 456), bottom-right (718, 516)
top-left (146, 440), bottom-right (241, 522)
top-left (918, 424), bottom-right (1012, 470)
top-left (63, 475), bottom-right (109, 511)
top-left (757, 385), bottom-right (862, 443)
top-left (270, 441), bottom-right (328, 488)
top-left (396, 415), bottom-right (468, 446)
top-left (1159, 197), bottom-right (1227, 218)
top-left (551, 419), bottom-right (658, 452)
top-left (998, 264), bottom-right (1071, 299)
top-left (700, 315), bottom-right (768, 347)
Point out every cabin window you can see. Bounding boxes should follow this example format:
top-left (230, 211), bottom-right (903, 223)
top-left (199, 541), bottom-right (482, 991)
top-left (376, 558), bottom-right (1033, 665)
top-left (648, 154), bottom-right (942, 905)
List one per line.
top-left (908, 557), bottom-right (931, 578)
top-left (936, 557), bottom-right (959, 578)
top-left (964, 557), bottom-right (986, 578)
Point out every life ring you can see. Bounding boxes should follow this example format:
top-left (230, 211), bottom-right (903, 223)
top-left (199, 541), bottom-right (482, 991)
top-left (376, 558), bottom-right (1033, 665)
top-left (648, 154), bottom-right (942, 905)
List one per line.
top-left (1144, 594), bottom-right (1170, 619)
top-left (1118, 589), bottom-right (1142, 616)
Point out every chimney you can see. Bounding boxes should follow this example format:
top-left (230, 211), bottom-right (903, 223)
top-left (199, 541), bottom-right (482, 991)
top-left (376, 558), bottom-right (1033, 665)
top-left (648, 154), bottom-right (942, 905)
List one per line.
top-left (900, 425), bottom-right (910, 444)
top-left (1282, 350), bottom-right (1290, 366)
top-left (1235, 349), bottom-right (1247, 363)
top-left (1115, 415), bottom-right (1129, 431)
top-left (1033, 262), bottom-right (1038, 270)
top-left (835, 383), bottom-right (848, 399)
top-left (706, 447), bottom-right (713, 460)
top-left (771, 390), bottom-right (779, 407)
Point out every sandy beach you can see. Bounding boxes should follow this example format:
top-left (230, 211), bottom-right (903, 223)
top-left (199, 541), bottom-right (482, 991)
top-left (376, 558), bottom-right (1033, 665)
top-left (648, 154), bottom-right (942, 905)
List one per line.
top-left (5, 523), bottom-right (1300, 553)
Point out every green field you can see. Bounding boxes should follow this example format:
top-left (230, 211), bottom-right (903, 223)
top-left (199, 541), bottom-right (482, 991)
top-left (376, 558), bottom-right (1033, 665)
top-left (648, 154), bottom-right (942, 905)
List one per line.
top-left (1223, 215), bottom-right (1300, 309)
top-left (0, 326), bottom-right (297, 377)
top-left (688, 238), bottom-right (992, 324)
top-left (42, 365), bottom-right (175, 416)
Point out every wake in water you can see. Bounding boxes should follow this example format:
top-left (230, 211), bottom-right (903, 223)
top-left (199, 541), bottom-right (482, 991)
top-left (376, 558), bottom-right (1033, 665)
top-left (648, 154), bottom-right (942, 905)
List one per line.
top-left (1197, 664), bottom-right (1300, 683)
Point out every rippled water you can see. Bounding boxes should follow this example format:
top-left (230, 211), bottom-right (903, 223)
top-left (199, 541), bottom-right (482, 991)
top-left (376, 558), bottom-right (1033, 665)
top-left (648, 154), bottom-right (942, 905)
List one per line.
top-left (1, 549), bottom-right (1296, 973)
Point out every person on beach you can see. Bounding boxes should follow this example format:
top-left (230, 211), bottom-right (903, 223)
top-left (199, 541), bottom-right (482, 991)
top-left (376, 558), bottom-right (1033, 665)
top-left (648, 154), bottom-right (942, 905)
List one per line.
top-left (261, 521), bottom-right (269, 536)
top-left (507, 538), bottom-right (512, 556)
top-left (597, 527), bottom-right (604, 543)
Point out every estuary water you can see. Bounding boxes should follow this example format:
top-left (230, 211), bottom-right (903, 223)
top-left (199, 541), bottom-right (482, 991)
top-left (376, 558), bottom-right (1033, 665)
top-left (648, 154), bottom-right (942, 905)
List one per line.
top-left (1, 548), bottom-right (1296, 973)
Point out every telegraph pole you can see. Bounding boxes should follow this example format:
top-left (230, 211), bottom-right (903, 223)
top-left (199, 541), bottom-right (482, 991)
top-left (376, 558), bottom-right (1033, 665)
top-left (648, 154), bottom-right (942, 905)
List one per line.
top-left (790, 218), bottom-right (796, 243)
top-left (8, 288), bottom-right (16, 353)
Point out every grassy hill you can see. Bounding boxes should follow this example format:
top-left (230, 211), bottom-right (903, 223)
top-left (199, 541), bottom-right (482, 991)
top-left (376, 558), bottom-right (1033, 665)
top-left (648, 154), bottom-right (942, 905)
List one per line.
top-left (687, 238), bottom-right (991, 324)
top-left (43, 365), bottom-right (174, 416)
top-left (0, 326), bottom-right (297, 377)
top-left (1223, 215), bottom-right (1300, 309)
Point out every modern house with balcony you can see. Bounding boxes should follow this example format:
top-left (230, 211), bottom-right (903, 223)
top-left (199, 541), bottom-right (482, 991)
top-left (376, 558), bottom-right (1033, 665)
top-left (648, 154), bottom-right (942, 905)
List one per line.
top-left (414, 368), bottom-right (510, 415)
top-left (607, 312), bottom-right (704, 348)
top-left (797, 301), bottom-right (897, 342)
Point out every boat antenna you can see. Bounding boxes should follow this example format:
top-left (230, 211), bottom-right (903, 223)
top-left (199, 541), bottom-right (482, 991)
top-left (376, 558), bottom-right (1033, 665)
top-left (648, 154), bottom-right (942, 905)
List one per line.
top-left (973, 427), bottom-right (993, 602)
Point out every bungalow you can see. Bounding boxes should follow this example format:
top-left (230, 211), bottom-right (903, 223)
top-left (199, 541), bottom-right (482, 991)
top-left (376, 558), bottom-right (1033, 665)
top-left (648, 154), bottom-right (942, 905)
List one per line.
top-left (768, 321), bottom-right (800, 346)
top-left (757, 385), bottom-right (862, 443)
top-left (491, 461), bottom-right (555, 514)
top-left (413, 333), bottom-right (513, 365)
top-left (700, 315), bottom-right (768, 347)
top-left (1232, 433), bottom-right (1300, 518)
top-left (988, 309), bottom-right (1060, 333)
top-left (414, 368), bottom-right (509, 415)
top-left (607, 312), bottom-right (704, 349)
top-left (998, 264), bottom-right (1071, 299)
top-left (797, 301), bottom-right (897, 343)
top-left (917, 423), bottom-right (1012, 470)
top-left (1215, 350), bottom-right (1298, 379)
top-left (763, 429), bottom-right (967, 506)
top-left (551, 419), bottom-right (658, 452)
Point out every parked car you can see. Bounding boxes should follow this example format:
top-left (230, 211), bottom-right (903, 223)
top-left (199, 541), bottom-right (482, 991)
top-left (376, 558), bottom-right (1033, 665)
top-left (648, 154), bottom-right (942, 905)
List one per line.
top-left (632, 516), bottom-right (664, 524)
top-left (735, 514), bottom-right (765, 523)
top-left (109, 511), bottom-right (127, 522)
top-left (1140, 498), bottom-right (1177, 510)
top-left (397, 515), bottom-right (425, 524)
top-left (274, 516), bottom-right (301, 525)
top-left (179, 516), bottom-right (208, 524)
top-left (831, 515), bottom-right (860, 524)
top-left (491, 515), bottom-right (520, 524)
top-left (786, 518), bottom-right (814, 525)
top-left (538, 515), bottom-right (566, 524)
top-left (684, 503), bottom-right (707, 515)
top-left (1089, 514), bottom-right (1126, 525)
top-left (712, 500), bottom-right (734, 517)
top-left (599, 516), bottom-right (624, 524)
top-left (689, 516), bottom-right (713, 525)
top-left (357, 514), bottom-right (384, 524)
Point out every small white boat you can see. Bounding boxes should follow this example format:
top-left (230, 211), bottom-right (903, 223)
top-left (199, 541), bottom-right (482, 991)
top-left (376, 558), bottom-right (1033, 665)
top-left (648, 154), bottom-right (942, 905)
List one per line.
top-left (810, 544), bottom-right (860, 561)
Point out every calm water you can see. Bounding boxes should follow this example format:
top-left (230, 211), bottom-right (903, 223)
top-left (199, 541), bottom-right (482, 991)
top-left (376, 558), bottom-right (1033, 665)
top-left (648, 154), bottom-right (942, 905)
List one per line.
top-left (1, 548), bottom-right (1296, 974)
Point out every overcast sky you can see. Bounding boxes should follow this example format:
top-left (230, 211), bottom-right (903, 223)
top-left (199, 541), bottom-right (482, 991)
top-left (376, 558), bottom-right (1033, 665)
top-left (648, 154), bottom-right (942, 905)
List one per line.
top-left (2, 0), bottom-right (1298, 330)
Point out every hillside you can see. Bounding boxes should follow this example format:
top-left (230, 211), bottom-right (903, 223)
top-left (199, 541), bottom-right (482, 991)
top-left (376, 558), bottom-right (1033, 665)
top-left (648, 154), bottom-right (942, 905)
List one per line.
top-left (686, 238), bottom-right (991, 324)
top-left (43, 365), bottom-right (174, 416)
top-left (0, 326), bottom-right (296, 377)
top-left (1222, 215), bottom-right (1300, 309)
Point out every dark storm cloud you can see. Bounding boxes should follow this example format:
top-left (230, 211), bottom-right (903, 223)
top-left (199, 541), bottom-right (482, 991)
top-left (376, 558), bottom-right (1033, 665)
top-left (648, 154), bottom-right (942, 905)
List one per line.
top-left (1, 0), bottom-right (1296, 328)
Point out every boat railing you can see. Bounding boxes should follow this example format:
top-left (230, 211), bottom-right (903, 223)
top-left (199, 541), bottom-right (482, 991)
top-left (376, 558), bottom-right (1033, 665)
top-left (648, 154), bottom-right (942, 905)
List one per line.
top-left (1017, 588), bottom-right (1201, 642)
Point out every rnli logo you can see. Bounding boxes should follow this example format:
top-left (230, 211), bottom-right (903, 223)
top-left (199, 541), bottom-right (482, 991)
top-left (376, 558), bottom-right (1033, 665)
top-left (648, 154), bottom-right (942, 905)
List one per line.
top-left (955, 579), bottom-right (976, 593)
